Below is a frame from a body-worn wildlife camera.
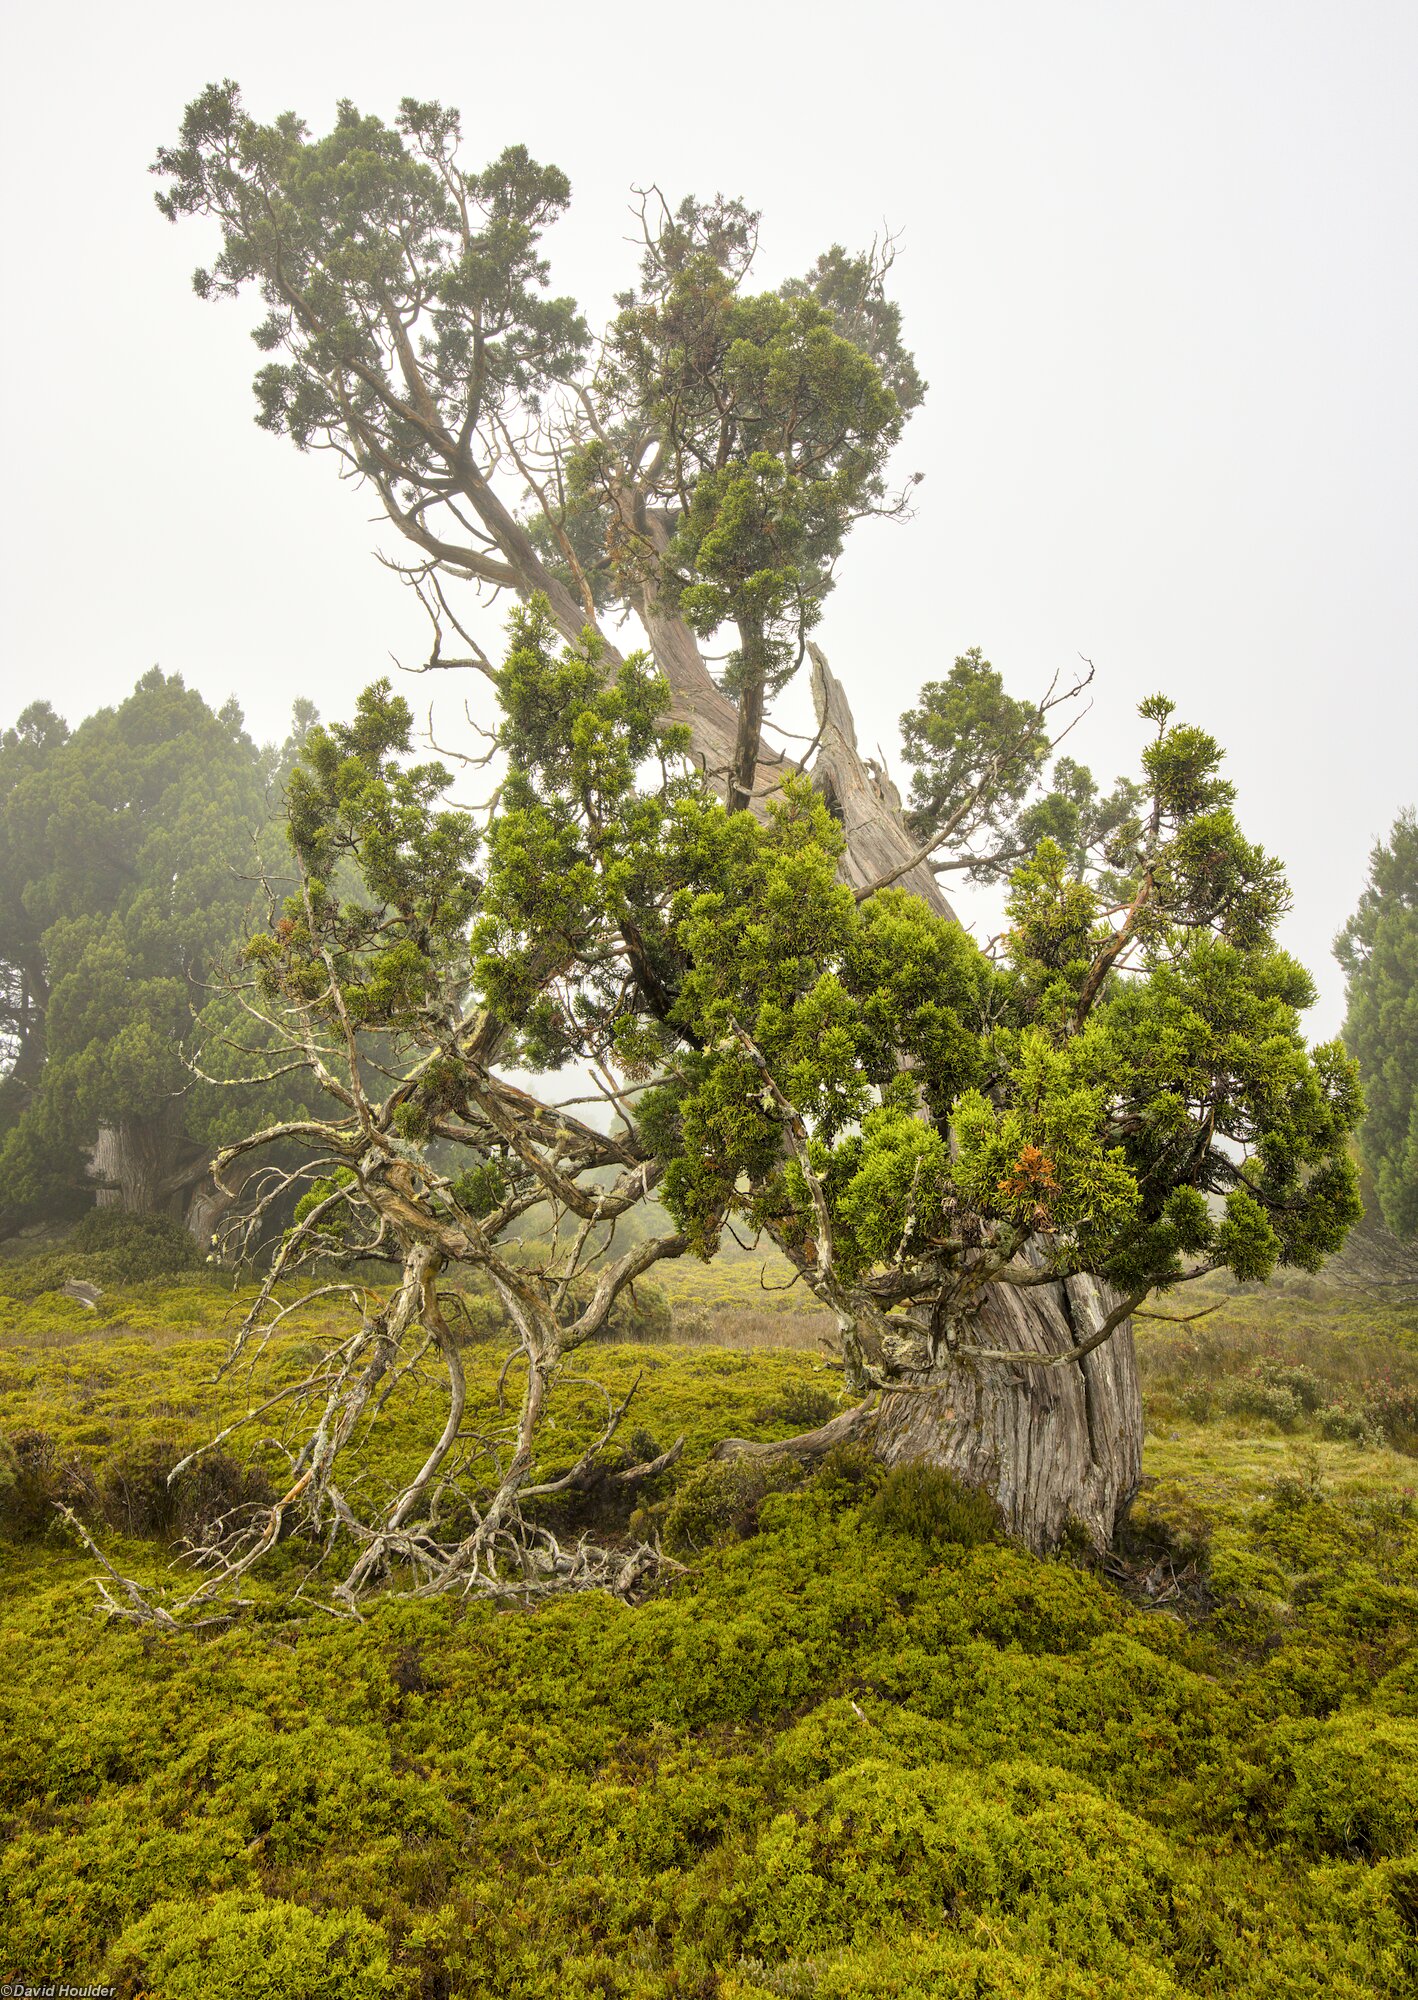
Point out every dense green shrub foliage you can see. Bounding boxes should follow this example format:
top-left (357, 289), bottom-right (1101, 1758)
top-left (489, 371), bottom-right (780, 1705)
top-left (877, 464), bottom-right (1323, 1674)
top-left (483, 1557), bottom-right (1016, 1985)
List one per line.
top-left (867, 1460), bottom-right (1003, 1547)
top-left (660, 1453), bottom-right (807, 1552)
top-left (0, 1210), bottom-right (206, 1298)
top-left (0, 675), bottom-right (313, 1232)
top-left (1, 1282), bottom-right (1416, 1996)
top-left (108, 1892), bottom-right (391, 2000)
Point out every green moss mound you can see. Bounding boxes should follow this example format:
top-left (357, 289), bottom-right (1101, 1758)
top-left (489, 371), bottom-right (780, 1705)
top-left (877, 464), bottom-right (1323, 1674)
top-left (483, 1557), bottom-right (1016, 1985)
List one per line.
top-left (732, 1757), bottom-right (1184, 1961)
top-left (661, 1452), bottom-right (807, 1551)
top-left (108, 1890), bottom-right (390, 2000)
top-left (866, 1459), bottom-right (1002, 1546)
top-left (0, 1281), bottom-right (1416, 1997)
top-left (1276, 1711), bottom-right (1418, 1859)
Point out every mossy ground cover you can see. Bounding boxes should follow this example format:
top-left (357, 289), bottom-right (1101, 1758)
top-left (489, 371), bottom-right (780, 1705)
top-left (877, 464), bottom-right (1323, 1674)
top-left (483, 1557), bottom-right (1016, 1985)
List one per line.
top-left (1, 1273), bottom-right (1416, 1997)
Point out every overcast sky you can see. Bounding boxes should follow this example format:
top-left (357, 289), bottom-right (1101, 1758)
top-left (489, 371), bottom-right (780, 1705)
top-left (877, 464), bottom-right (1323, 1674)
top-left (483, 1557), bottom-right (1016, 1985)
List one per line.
top-left (1, 0), bottom-right (1413, 1033)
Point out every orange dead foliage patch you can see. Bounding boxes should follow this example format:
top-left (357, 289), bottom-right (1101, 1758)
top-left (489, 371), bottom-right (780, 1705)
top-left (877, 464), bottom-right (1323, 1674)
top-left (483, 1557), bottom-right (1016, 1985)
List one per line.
top-left (997, 1144), bottom-right (1060, 1203)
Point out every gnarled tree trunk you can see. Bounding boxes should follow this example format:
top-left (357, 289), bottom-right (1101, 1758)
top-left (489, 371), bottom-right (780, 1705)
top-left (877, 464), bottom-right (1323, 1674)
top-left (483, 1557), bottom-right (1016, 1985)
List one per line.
top-left (88, 1112), bottom-right (209, 1227)
top-left (715, 1274), bottom-right (1141, 1552)
top-left (657, 626), bottom-right (1143, 1550)
top-left (869, 1276), bottom-right (1142, 1550)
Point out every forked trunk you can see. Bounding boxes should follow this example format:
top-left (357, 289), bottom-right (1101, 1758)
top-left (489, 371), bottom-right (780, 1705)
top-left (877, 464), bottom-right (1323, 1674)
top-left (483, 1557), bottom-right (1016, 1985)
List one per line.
top-left (524, 513), bottom-right (1145, 1549)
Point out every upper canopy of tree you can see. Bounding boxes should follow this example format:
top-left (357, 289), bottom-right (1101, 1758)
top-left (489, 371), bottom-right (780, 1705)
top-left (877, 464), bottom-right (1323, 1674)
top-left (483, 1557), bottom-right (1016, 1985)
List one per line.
top-left (1337, 809), bottom-right (1418, 1240)
top-left (154, 84), bottom-right (930, 815)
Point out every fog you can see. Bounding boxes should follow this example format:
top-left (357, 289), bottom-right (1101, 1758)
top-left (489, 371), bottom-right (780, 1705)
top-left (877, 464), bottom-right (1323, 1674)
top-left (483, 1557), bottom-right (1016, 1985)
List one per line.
top-left (2, 0), bottom-right (1414, 1031)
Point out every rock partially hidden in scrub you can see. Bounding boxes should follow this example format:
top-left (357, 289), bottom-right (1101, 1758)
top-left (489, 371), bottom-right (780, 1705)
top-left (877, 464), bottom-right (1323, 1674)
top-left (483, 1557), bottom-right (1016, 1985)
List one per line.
top-left (866, 1461), bottom-right (1002, 1549)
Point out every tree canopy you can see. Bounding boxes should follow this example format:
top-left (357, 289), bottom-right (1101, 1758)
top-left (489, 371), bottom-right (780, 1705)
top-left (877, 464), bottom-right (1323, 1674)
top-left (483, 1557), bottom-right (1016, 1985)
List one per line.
top-left (0, 672), bottom-right (305, 1233)
top-left (151, 87), bottom-right (945, 829)
top-left (1337, 809), bottom-right (1418, 1240)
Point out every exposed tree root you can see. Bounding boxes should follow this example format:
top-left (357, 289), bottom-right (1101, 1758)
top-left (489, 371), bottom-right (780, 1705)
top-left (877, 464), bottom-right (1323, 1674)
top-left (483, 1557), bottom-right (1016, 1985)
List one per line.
top-left (63, 1251), bottom-right (689, 1631)
top-left (711, 1398), bottom-right (880, 1466)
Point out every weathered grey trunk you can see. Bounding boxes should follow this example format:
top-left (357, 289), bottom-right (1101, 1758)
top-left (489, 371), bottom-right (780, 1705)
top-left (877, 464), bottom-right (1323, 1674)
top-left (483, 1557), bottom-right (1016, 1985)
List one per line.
top-left (716, 1275), bottom-right (1142, 1551)
top-left (183, 1154), bottom-right (266, 1253)
top-left (182, 1175), bottom-right (232, 1249)
top-left (807, 646), bottom-right (959, 916)
top-left (691, 641), bottom-right (1141, 1550)
top-left (88, 1113), bottom-right (207, 1229)
top-left (870, 1276), bottom-right (1142, 1549)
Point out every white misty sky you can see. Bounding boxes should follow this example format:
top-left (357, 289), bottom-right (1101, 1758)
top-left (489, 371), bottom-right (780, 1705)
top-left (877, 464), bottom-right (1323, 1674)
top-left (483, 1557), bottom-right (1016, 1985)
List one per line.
top-left (1, 0), bottom-right (1414, 1035)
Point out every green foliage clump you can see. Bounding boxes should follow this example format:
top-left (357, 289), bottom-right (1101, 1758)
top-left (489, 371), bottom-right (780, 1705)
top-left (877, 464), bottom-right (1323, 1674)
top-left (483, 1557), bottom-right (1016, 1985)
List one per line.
top-left (661, 1452), bottom-right (805, 1552)
top-left (0, 1423), bottom-right (270, 1547)
top-left (866, 1461), bottom-right (1002, 1547)
top-left (1273, 1711), bottom-right (1418, 1859)
top-left (153, 82), bottom-right (920, 826)
top-left (252, 679), bottom-right (481, 1036)
top-left (0, 1209), bottom-right (206, 1299)
top-left (1223, 1375), bottom-right (1308, 1432)
top-left (627, 686), bottom-right (1360, 1313)
top-left (1317, 1401), bottom-right (1389, 1449)
top-left (764, 1380), bottom-right (840, 1430)
top-left (99, 1443), bottom-right (274, 1542)
top-left (603, 261), bottom-right (910, 728)
top-left (0, 1427), bottom-right (98, 1538)
top-left (901, 648), bottom-right (1143, 886)
top-left (731, 1757), bottom-right (1184, 1967)
top-left (1257, 1359), bottom-right (1328, 1414)
top-left (109, 1890), bottom-right (391, 2000)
